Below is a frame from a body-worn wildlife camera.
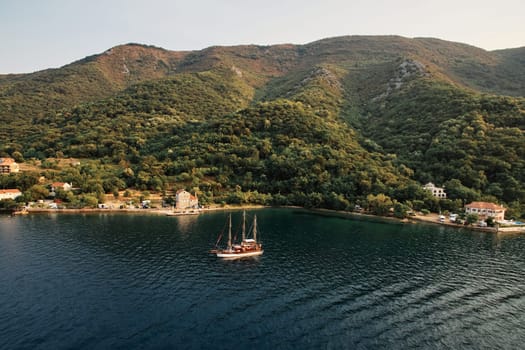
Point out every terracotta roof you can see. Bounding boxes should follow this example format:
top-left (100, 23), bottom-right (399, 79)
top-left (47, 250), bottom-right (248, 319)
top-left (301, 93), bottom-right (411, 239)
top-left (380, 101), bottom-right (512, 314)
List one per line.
top-left (190, 195), bottom-right (197, 200)
top-left (51, 182), bottom-right (65, 187)
top-left (0, 189), bottom-right (22, 194)
top-left (466, 202), bottom-right (505, 210)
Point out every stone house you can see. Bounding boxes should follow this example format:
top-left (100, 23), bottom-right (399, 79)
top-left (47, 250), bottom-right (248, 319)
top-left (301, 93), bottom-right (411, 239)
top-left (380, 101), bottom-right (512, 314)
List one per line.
top-left (175, 189), bottom-right (199, 209)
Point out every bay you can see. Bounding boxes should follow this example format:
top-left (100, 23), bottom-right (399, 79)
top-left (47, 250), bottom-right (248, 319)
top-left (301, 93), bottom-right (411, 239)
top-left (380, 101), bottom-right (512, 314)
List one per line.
top-left (1, 209), bottom-right (524, 349)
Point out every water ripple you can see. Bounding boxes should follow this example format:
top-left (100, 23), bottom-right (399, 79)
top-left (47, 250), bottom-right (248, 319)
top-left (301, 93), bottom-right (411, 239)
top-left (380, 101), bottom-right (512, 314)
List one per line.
top-left (1, 211), bottom-right (525, 349)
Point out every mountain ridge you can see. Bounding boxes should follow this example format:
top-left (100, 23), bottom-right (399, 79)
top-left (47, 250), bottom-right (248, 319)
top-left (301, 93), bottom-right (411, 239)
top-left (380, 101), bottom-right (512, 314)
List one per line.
top-left (0, 35), bottom-right (525, 92)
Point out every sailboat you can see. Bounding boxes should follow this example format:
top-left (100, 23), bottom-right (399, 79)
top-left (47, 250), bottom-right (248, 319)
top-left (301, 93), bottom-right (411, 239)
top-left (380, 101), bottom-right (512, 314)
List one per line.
top-left (213, 211), bottom-right (264, 259)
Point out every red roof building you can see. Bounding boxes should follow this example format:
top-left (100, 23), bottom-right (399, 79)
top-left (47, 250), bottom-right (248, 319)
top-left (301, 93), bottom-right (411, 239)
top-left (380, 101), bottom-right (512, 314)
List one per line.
top-left (465, 202), bottom-right (506, 221)
top-left (0, 189), bottom-right (22, 200)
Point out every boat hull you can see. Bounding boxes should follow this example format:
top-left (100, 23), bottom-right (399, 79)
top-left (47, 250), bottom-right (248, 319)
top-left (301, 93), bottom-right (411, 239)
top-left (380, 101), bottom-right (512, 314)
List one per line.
top-left (216, 250), bottom-right (264, 259)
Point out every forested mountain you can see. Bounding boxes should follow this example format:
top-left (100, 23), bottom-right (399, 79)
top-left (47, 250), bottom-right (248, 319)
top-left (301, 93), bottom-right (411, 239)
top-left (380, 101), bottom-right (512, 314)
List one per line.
top-left (1, 36), bottom-right (524, 217)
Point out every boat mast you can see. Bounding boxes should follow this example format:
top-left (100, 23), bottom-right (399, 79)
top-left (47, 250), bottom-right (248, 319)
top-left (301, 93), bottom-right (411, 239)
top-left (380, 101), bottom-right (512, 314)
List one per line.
top-left (228, 214), bottom-right (232, 250)
top-left (242, 211), bottom-right (246, 241)
top-left (253, 215), bottom-right (257, 242)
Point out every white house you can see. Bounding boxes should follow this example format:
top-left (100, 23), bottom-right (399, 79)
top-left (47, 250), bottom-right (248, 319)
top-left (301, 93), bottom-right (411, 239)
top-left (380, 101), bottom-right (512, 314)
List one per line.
top-left (50, 182), bottom-right (72, 192)
top-left (465, 202), bottom-right (506, 221)
top-left (423, 182), bottom-right (447, 198)
top-left (0, 189), bottom-right (22, 200)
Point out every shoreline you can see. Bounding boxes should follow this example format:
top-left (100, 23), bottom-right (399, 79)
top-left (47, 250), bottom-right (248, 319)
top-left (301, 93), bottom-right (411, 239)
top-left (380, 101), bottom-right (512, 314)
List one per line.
top-left (300, 208), bottom-right (525, 234)
top-left (23, 204), bottom-right (267, 215)
top-left (17, 205), bottom-right (525, 233)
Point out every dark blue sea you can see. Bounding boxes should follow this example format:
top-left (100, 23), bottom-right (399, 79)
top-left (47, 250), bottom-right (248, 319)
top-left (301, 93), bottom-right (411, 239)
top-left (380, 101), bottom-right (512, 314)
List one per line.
top-left (1, 209), bottom-right (524, 349)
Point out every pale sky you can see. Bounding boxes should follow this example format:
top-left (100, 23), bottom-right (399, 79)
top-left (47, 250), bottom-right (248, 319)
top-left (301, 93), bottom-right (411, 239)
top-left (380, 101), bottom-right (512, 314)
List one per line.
top-left (1, 0), bottom-right (523, 74)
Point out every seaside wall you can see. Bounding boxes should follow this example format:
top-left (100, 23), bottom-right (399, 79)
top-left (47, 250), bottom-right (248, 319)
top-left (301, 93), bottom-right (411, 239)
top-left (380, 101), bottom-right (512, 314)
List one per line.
top-left (498, 226), bottom-right (525, 233)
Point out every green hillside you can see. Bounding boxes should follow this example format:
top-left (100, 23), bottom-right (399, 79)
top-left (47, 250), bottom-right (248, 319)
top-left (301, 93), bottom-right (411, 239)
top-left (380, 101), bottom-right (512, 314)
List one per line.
top-left (0, 44), bottom-right (188, 143)
top-left (1, 36), bottom-right (524, 217)
top-left (492, 47), bottom-right (525, 96)
top-left (362, 78), bottom-right (525, 202)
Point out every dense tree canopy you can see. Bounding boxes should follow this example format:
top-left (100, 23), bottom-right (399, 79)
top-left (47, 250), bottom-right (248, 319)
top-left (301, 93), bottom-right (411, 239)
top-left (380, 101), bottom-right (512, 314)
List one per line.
top-left (1, 38), bottom-right (524, 217)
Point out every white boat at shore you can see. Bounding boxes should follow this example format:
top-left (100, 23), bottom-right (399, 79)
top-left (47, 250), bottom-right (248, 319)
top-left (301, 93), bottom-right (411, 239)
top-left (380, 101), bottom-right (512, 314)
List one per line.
top-left (211, 211), bottom-right (263, 259)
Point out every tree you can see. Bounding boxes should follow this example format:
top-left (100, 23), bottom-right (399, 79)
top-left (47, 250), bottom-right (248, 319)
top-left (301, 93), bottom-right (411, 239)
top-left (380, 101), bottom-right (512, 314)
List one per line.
top-left (25, 185), bottom-right (49, 201)
top-left (11, 151), bottom-right (24, 163)
top-left (13, 172), bottom-right (40, 191)
top-left (393, 202), bottom-right (410, 219)
top-left (80, 194), bottom-right (99, 208)
top-left (444, 179), bottom-right (480, 204)
top-left (325, 192), bottom-right (350, 211)
top-left (366, 193), bottom-right (393, 216)
top-left (465, 213), bottom-right (479, 225)
top-left (439, 199), bottom-right (462, 213)
top-left (0, 199), bottom-right (20, 211)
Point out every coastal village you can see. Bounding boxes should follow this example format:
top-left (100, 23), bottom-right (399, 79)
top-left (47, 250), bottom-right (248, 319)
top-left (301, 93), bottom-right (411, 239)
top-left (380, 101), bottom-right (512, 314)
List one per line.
top-left (1, 157), bottom-right (524, 232)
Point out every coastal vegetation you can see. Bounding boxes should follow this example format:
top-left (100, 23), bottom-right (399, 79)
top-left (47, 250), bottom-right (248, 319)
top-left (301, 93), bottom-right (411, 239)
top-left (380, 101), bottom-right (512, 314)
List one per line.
top-left (1, 36), bottom-right (524, 217)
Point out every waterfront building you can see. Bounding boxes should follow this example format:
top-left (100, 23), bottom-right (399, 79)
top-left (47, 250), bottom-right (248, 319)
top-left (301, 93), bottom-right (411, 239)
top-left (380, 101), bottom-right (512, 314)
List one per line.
top-left (0, 189), bottom-right (22, 200)
top-left (175, 189), bottom-right (199, 209)
top-left (465, 201), bottom-right (506, 221)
